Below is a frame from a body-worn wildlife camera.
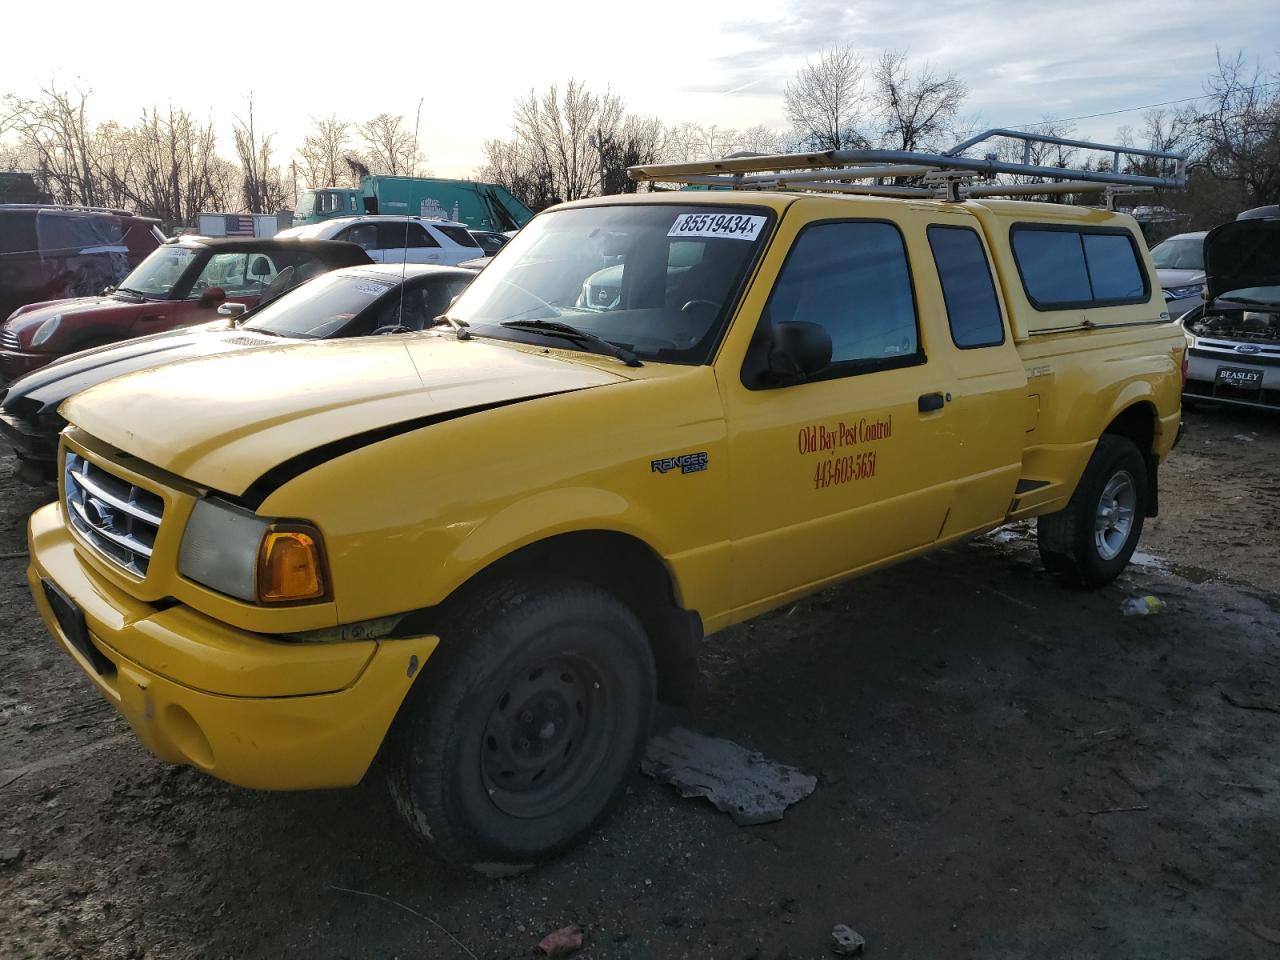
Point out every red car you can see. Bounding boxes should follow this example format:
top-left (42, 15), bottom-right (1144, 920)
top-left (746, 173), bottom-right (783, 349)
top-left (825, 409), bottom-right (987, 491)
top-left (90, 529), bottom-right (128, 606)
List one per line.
top-left (0, 236), bottom-right (370, 381)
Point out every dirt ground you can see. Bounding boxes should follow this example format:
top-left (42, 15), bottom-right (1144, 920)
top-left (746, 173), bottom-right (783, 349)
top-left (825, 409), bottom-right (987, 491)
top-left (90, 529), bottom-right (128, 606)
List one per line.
top-left (2, 405), bottom-right (1279, 960)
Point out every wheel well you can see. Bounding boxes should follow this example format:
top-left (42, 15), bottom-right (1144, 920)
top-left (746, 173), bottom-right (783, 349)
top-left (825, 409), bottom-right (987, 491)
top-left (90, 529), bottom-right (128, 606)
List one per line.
top-left (412, 531), bottom-right (703, 704)
top-left (1102, 402), bottom-right (1159, 516)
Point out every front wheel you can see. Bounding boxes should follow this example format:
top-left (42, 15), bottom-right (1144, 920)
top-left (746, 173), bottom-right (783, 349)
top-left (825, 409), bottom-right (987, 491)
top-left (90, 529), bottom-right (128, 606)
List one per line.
top-left (386, 575), bottom-right (655, 873)
top-left (1037, 435), bottom-right (1149, 587)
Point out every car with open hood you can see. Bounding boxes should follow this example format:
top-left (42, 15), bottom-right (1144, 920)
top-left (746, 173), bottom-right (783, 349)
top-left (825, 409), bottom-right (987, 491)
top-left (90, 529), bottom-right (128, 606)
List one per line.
top-left (23, 183), bottom-right (1185, 875)
top-left (0, 236), bottom-right (370, 381)
top-left (0, 263), bottom-right (476, 483)
top-left (1182, 215), bottom-right (1280, 410)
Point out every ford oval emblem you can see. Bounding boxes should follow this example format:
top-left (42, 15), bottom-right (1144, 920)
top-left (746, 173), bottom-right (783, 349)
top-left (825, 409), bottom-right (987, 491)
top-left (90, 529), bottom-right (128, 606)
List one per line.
top-left (84, 497), bottom-right (116, 531)
top-left (1235, 344), bottom-right (1262, 354)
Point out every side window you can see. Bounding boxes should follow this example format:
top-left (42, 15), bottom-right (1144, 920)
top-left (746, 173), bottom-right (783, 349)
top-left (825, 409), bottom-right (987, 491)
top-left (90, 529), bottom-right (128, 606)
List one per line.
top-left (762, 220), bottom-right (921, 374)
top-left (190, 253), bottom-right (248, 294)
top-left (1011, 228), bottom-right (1091, 307)
top-left (1083, 233), bottom-right (1145, 301)
top-left (927, 225), bottom-right (1005, 348)
top-left (1012, 226), bottom-right (1149, 309)
top-left (380, 223), bottom-right (437, 249)
top-left (0, 211), bottom-right (38, 255)
top-left (338, 224), bottom-right (378, 251)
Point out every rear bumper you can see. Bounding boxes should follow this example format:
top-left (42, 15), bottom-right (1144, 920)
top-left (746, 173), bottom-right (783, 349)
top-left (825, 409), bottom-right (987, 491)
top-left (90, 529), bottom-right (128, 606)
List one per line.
top-left (0, 349), bottom-right (53, 380)
top-left (26, 502), bottom-right (438, 790)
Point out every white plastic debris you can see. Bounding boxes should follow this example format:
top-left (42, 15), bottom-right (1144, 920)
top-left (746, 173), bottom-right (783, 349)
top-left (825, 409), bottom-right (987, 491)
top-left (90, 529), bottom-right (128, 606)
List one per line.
top-left (641, 727), bottom-right (817, 825)
top-left (1121, 595), bottom-right (1166, 616)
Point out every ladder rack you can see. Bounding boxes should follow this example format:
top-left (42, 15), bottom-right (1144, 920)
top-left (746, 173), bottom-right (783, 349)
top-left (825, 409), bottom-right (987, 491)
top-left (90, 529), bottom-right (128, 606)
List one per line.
top-left (627, 129), bottom-right (1186, 202)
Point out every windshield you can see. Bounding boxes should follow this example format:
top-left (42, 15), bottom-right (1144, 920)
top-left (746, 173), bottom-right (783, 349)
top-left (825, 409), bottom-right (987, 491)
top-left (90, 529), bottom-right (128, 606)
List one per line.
top-left (1151, 237), bottom-right (1204, 271)
top-left (447, 204), bottom-right (771, 364)
top-left (243, 272), bottom-right (394, 339)
top-left (118, 245), bottom-right (197, 297)
top-left (296, 192), bottom-right (316, 219)
top-left (1218, 285), bottom-right (1280, 306)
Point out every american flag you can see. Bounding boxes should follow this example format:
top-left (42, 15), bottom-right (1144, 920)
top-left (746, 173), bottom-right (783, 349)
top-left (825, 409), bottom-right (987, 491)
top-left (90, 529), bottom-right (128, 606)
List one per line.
top-left (224, 215), bottom-right (256, 237)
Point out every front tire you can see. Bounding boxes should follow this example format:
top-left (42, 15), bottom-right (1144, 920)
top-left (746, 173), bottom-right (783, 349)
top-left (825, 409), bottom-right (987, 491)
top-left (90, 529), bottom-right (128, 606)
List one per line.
top-left (1037, 435), bottom-right (1148, 587)
top-left (387, 575), bottom-right (656, 873)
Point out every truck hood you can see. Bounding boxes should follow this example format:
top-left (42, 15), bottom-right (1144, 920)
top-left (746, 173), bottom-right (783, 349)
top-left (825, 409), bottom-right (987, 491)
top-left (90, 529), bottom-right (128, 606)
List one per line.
top-left (62, 335), bottom-right (626, 497)
top-left (1204, 218), bottom-right (1280, 303)
top-left (4, 321), bottom-right (247, 416)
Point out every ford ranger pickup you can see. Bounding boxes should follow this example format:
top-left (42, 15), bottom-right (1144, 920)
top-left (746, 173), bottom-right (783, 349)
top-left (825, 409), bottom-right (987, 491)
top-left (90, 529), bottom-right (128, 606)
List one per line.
top-left (25, 171), bottom-right (1185, 872)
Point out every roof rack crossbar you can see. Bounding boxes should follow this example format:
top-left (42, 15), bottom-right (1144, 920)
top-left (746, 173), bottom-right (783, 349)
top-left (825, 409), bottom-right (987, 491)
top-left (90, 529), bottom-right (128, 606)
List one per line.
top-left (627, 129), bottom-right (1187, 198)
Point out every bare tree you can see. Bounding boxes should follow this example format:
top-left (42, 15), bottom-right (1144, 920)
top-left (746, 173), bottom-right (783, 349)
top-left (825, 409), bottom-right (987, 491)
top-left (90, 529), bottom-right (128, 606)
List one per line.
top-left (871, 51), bottom-right (967, 152)
top-left (359, 111), bottom-right (424, 176)
top-left (479, 136), bottom-right (559, 210)
top-left (127, 106), bottom-right (227, 223)
top-left (4, 86), bottom-right (101, 205)
top-left (1181, 50), bottom-right (1280, 204)
top-left (297, 114), bottom-right (354, 188)
top-left (511, 80), bottom-right (625, 201)
top-left (233, 95), bottom-right (288, 213)
top-left (599, 114), bottom-right (666, 195)
top-left (784, 44), bottom-right (866, 151)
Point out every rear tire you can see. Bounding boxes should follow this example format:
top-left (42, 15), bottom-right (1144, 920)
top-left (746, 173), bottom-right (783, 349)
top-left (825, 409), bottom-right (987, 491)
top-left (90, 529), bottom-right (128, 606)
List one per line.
top-left (1037, 435), bottom-right (1148, 588)
top-left (387, 575), bottom-right (655, 874)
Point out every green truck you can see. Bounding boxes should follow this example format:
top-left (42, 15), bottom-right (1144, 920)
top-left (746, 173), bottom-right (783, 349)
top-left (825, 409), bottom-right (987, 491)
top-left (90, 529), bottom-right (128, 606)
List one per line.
top-left (294, 177), bottom-right (533, 232)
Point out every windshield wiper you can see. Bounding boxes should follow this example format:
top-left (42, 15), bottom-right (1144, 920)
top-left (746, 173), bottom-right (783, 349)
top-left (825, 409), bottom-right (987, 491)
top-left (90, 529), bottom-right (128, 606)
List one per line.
top-left (113, 287), bottom-right (145, 301)
top-left (433, 314), bottom-right (472, 340)
top-left (500, 319), bottom-right (642, 367)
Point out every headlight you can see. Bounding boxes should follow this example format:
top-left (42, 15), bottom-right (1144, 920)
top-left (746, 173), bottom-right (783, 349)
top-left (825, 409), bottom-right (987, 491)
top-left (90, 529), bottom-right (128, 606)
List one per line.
top-left (1164, 284), bottom-right (1203, 301)
top-left (31, 315), bottom-right (62, 348)
top-left (178, 497), bottom-right (329, 604)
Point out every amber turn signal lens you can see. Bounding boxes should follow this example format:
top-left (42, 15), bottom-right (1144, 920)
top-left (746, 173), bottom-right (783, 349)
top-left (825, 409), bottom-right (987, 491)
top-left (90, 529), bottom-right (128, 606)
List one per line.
top-left (257, 529), bottom-right (327, 603)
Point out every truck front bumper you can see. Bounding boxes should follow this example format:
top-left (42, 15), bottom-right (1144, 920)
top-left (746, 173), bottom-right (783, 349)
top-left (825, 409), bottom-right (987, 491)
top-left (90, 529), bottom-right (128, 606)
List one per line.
top-left (26, 502), bottom-right (438, 791)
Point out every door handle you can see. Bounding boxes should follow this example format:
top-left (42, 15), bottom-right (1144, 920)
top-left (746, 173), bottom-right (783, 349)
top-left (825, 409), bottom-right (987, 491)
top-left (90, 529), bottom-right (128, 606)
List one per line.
top-left (918, 392), bottom-right (945, 413)
top-left (138, 313), bottom-right (165, 323)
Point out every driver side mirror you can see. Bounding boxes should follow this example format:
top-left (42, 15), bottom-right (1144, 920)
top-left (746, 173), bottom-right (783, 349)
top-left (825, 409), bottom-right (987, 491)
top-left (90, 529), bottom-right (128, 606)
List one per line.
top-left (217, 302), bottom-right (248, 320)
top-left (198, 286), bottom-right (226, 308)
top-left (765, 321), bottom-right (832, 385)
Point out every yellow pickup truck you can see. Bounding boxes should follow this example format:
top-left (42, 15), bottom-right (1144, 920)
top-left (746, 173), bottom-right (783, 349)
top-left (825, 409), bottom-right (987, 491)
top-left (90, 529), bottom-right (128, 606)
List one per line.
top-left (25, 136), bottom-right (1187, 872)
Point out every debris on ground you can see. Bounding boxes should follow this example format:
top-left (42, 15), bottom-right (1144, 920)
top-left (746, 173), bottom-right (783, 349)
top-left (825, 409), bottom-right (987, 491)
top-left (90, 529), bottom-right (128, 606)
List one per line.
top-left (830, 924), bottom-right (866, 955)
top-left (641, 726), bottom-right (817, 825)
top-left (1121, 595), bottom-right (1166, 616)
top-left (0, 846), bottom-right (24, 866)
top-left (537, 924), bottom-right (583, 958)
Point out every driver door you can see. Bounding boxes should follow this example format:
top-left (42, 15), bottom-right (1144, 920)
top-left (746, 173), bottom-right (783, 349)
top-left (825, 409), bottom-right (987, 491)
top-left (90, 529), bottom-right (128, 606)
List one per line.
top-left (721, 214), bottom-right (956, 610)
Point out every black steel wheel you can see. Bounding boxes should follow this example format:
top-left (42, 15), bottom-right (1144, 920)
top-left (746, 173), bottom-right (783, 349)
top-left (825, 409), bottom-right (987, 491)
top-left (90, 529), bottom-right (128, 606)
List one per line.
top-left (387, 575), bottom-right (655, 873)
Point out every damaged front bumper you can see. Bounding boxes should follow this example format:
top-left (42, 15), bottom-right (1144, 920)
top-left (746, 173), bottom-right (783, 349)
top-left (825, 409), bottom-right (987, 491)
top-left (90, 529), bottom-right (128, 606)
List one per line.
top-left (26, 502), bottom-right (438, 790)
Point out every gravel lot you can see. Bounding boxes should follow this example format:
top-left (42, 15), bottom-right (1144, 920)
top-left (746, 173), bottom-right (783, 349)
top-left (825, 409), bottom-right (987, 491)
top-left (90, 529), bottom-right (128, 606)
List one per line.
top-left (2, 405), bottom-right (1278, 959)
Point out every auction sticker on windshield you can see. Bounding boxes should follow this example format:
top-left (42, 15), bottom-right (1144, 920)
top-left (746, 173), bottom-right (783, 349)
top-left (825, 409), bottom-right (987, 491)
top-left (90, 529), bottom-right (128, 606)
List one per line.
top-left (668, 212), bottom-right (766, 241)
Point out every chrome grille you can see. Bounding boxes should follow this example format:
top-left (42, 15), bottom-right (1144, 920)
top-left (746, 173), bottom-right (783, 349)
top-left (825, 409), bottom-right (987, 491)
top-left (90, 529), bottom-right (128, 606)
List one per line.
top-left (1, 327), bottom-right (20, 350)
top-left (64, 451), bottom-right (165, 577)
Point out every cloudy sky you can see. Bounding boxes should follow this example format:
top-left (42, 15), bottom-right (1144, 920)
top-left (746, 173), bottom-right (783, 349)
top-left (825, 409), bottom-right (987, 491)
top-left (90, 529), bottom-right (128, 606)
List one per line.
top-left (3, 0), bottom-right (1278, 177)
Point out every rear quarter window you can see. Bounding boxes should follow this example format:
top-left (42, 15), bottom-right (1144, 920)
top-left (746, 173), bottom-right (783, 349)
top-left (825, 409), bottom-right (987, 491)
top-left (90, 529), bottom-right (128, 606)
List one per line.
top-left (434, 225), bottom-right (480, 247)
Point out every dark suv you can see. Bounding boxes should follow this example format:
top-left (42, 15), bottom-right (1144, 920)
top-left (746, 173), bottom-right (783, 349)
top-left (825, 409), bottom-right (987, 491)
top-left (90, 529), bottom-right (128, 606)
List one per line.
top-left (0, 205), bottom-right (164, 326)
top-left (0, 236), bottom-right (370, 380)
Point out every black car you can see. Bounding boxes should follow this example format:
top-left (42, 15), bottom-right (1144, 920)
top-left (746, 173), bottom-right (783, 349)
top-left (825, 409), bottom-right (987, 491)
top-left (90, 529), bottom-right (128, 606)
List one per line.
top-left (0, 263), bottom-right (477, 483)
top-left (468, 230), bottom-right (512, 257)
